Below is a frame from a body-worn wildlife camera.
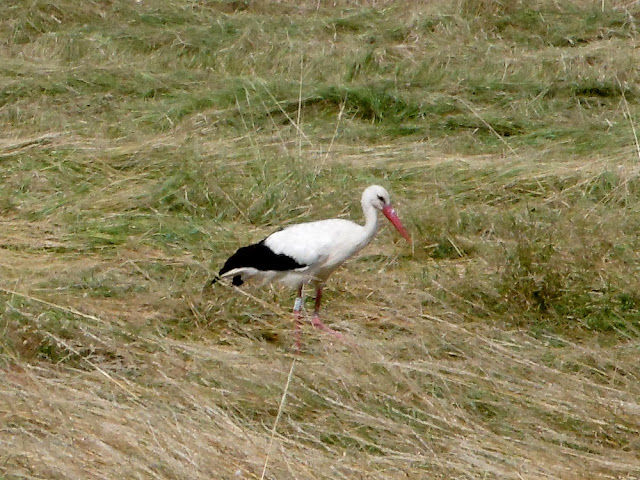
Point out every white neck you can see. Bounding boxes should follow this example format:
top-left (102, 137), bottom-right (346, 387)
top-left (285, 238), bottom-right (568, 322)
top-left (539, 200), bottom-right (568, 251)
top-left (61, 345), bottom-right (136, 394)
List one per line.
top-left (359, 202), bottom-right (380, 248)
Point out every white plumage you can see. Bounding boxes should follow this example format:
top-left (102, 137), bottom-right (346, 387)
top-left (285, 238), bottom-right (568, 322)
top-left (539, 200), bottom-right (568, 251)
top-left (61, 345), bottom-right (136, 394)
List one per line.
top-left (264, 219), bottom-right (369, 286)
top-left (212, 185), bottom-right (411, 348)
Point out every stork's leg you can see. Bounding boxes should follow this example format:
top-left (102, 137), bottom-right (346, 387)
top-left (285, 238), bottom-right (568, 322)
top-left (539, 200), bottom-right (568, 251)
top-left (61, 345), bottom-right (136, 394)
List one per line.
top-left (311, 286), bottom-right (343, 340)
top-left (293, 285), bottom-right (304, 351)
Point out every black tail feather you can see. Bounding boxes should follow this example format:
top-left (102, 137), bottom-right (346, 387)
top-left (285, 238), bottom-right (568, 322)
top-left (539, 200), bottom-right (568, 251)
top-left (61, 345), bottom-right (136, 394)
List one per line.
top-left (211, 238), bottom-right (303, 290)
top-left (209, 273), bottom-right (244, 287)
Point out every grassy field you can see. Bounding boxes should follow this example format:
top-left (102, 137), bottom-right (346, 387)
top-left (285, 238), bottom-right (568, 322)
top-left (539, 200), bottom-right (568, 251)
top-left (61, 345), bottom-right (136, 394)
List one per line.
top-left (2, 0), bottom-right (640, 478)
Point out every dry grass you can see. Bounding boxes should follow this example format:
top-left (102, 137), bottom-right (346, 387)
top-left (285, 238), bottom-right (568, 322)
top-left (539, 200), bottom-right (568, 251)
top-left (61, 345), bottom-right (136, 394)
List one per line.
top-left (2, 0), bottom-right (640, 479)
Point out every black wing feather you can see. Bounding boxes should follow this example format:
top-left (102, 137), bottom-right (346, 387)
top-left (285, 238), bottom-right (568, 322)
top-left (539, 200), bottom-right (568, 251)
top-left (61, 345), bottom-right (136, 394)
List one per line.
top-left (212, 240), bottom-right (306, 286)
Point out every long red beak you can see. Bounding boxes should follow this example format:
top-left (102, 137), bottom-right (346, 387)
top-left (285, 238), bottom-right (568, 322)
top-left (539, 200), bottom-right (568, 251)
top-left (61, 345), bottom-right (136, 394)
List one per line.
top-left (382, 205), bottom-right (412, 243)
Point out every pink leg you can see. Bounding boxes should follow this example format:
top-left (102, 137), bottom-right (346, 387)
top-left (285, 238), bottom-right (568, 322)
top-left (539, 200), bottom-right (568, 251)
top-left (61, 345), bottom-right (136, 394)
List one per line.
top-left (311, 286), bottom-right (343, 340)
top-left (293, 285), bottom-right (303, 351)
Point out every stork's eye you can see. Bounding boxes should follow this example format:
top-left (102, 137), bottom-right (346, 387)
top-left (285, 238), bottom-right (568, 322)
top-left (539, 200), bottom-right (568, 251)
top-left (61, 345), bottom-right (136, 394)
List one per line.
top-left (377, 195), bottom-right (385, 203)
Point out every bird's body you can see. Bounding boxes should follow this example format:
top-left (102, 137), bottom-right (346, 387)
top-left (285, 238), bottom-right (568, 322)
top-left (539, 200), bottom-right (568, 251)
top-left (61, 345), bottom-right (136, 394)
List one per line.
top-left (212, 185), bottom-right (411, 349)
top-left (221, 218), bottom-right (374, 288)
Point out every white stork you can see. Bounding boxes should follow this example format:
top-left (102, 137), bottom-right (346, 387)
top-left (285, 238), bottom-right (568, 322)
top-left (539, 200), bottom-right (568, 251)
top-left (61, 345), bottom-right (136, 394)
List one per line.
top-left (212, 185), bottom-right (411, 348)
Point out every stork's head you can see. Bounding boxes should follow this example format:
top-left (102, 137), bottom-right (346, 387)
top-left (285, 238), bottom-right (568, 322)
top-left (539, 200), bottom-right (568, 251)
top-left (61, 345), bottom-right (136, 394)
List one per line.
top-left (362, 185), bottom-right (412, 243)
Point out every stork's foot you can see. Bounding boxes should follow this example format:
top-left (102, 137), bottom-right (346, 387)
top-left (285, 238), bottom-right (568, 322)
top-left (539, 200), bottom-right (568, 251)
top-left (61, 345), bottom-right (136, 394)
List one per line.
top-left (311, 314), bottom-right (344, 340)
